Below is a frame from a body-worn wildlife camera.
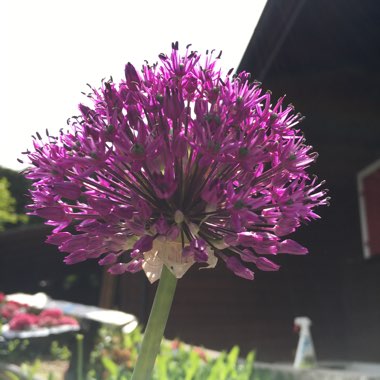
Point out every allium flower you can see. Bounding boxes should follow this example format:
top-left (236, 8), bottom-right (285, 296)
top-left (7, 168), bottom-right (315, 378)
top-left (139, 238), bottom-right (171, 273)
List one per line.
top-left (24, 42), bottom-right (328, 283)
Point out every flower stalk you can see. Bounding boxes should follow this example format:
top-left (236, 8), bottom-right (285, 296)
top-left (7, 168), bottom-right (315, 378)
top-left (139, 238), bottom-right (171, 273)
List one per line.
top-left (132, 264), bottom-right (177, 380)
top-left (76, 333), bottom-right (84, 380)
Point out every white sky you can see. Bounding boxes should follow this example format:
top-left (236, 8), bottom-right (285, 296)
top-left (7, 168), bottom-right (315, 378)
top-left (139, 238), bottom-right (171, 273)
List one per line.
top-left (1, 0), bottom-right (266, 171)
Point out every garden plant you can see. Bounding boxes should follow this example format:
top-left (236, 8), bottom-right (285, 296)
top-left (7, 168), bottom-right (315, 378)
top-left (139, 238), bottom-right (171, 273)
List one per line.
top-left (20, 42), bottom-right (328, 379)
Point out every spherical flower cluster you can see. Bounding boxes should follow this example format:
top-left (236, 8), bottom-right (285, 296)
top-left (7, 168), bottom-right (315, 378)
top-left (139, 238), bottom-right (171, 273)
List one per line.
top-left (24, 42), bottom-right (328, 283)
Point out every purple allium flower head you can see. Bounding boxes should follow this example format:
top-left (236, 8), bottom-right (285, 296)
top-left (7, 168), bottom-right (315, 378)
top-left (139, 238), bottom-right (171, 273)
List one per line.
top-left (24, 43), bottom-right (329, 283)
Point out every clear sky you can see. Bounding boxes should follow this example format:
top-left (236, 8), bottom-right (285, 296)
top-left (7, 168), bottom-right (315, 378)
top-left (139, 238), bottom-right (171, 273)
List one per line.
top-left (1, 0), bottom-right (267, 171)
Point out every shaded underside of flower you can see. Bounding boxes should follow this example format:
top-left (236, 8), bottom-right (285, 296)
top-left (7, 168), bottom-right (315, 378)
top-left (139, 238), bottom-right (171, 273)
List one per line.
top-left (23, 42), bottom-right (328, 282)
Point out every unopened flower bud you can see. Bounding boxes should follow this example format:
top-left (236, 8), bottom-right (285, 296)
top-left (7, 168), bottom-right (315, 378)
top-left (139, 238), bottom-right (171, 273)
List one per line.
top-left (125, 62), bottom-right (141, 90)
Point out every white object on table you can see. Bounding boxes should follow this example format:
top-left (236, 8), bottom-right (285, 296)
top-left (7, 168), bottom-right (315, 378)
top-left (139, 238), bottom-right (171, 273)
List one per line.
top-left (293, 316), bottom-right (317, 369)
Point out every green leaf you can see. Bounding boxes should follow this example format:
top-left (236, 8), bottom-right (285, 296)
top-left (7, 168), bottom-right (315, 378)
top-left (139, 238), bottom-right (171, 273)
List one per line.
top-left (101, 356), bottom-right (119, 377)
top-left (184, 350), bottom-right (201, 380)
top-left (155, 352), bottom-right (169, 380)
top-left (237, 351), bottom-right (255, 380)
top-left (225, 345), bottom-right (239, 378)
top-left (207, 352), bottom-right (228, 380)
top-left (2, 370), bottom-right (20, 380)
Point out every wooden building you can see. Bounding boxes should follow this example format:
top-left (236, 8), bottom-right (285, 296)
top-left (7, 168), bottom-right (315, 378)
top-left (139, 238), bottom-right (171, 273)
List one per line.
top-left (1, 0), bottom-right (379, 363)
top-left (142, 0), bottom-right (380, 362)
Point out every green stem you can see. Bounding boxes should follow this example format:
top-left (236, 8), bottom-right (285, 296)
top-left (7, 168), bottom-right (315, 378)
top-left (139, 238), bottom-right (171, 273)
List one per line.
top-left (76, 333), bottom-right (84, 380)
top-left (131, 265), bottom-right (177, 380)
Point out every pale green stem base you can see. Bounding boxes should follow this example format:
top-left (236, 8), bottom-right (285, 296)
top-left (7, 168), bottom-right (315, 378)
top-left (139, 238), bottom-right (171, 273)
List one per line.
top-left (76, 334), bottom-right (84, 380)
top-left (131, 265), bottom-right (177, 380)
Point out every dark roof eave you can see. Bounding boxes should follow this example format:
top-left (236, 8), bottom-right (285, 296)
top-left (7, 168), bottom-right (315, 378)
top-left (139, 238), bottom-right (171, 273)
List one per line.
top-left (237, 0), bottom-right (306, 81)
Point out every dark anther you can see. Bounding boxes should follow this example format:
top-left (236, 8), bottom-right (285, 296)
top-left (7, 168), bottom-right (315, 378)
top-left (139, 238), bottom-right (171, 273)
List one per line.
top-left (238, 147), bottom-right (249, 157)
top-left (270, 113), bottom-right (278, 121)
top-left (132, 143), bottom-right (145, 155)
top-left (234, 200), bottom-right (245, 210)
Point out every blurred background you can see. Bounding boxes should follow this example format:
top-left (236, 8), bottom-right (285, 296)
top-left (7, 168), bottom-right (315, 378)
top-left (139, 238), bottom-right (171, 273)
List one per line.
top-left (1, 0), bottom-right (379, 364)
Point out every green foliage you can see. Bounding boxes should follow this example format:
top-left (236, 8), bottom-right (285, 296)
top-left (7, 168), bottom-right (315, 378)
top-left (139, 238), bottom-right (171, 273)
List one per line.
top-left (0, 167), bottom-right (30, 215)
top-left (101, 356), bottom-right (119, 377)
top-left (2, 326), bottom-right (259, 379)
top-left (20, 359), bottom-right (41, 380)
top-left (0, 370), bottom-right (20, 380)
top-left (0, 359), bottom-right (41, 380)
top-left (0, 177), bottom-right (28, 231)
top-left (87, 326), bottom-right (257, 380)
top-left (0, 338), bottom-right (30, 361)
top-left (0, 166), bottom-right (40, 229)
top-left (50, 340), bottom-right (71, 361)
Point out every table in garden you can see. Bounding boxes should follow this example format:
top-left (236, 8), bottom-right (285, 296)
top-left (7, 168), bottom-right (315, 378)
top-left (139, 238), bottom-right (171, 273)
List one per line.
top-left (4, 292), bottom-right (138, 332)
top-left (1, 292), bottom-right (138, 380)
